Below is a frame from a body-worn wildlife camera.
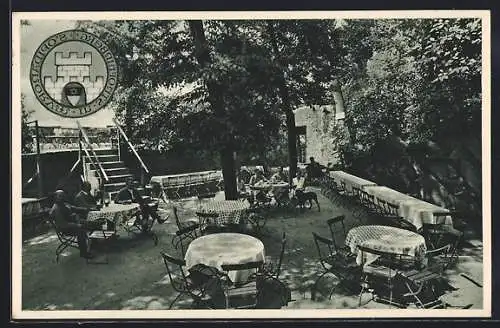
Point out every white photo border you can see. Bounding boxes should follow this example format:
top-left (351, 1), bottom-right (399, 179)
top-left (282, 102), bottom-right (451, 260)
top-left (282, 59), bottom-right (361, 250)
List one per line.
top-left (11, 10), bottom-right (492, 320)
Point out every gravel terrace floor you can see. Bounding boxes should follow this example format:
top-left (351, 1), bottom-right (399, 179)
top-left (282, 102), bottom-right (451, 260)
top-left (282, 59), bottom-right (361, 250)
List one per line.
top-left (21, 187), bottom-right (484, 311)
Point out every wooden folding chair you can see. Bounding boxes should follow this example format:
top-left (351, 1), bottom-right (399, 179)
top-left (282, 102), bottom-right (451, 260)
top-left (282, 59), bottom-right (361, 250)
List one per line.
top-left (397, 268), bottom-right (447, 309)
top-left (160, 252), bottom-right (218, 309)
top-left (312, 232), bottom-right (360, 301)
top-left (246, 212), bottom-right (268, 235)
top-left (423, 212), bottom-right (462, 251)
top-left (195, 211), bottom-right (224, 235)
top-left (357, 246), bottom-right (407, 308)
top-left (326, 215), bottom-right (357, 260)
top-left (50, 218), bottom-right (80, 264)
top-left (264, 231), bottom-right (286, 278)
top-left (220, 261), bottom-right (263, 309)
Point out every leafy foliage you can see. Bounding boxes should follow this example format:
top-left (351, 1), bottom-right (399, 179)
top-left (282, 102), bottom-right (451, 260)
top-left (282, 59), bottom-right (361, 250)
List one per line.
top-left (337, 18), bottom-right (482, 217)
top-left (21, 93), bottom-right (34, 153)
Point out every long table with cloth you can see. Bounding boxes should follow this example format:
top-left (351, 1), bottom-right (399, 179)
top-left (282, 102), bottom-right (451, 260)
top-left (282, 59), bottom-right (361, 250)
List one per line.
top-left (329, 171), bottom-right (377, 193)
top-left (22, 198), bottom-right (42, 217)
top-left (184, 233), bottom-right (265, 284)
top-left (197, 199), bottom-right (251, 225)
top-left (345, 225), bottom-right (428, 267)
top-left (362, 185), bottom-right (453, 231)
top-left (150, 170), bottom-right (222, 188)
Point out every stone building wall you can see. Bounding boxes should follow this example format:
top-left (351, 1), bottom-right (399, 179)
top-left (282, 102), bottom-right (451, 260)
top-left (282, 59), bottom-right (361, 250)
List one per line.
top-left (294, 105), bottom-right (347, 166)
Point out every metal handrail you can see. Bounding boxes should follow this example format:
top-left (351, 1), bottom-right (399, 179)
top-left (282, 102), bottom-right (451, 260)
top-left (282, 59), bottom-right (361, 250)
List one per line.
top-left (56, 158), bottom-right (82, 189)
top-left (77, 121), bottom-right (109, 182)
top-left (22, 171), bottom-right (38, 190)
top-left (112, 118), bottom-right (150, 174)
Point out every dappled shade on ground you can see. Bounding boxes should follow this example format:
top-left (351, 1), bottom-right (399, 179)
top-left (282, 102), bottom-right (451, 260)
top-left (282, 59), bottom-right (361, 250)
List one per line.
top-left (21, 188), bottom-right (483, 310)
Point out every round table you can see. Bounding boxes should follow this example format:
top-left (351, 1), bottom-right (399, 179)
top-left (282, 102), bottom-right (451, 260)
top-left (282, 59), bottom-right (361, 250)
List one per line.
top-left (184, 233), bottom-right (265, 283)
top-left (345, 225), bottom-right (427, 266)
top-left (198, 200), bottom-right (251, 225)
top-left (87, 203), bottom-right (140, 226)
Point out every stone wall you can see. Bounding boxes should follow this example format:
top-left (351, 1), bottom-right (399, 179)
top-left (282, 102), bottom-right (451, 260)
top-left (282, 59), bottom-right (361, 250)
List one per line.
top-left (294, 105), bottom-right (346, 166)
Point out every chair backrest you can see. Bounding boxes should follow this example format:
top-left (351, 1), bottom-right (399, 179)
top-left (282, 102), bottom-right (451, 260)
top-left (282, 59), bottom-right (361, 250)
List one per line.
top-left (352, 187), bottom-right (362, 199)
top-left (426, 244), bottom-right (451, 258)
top-left (312, 232), bottom-right (335, 268)
top-left (432, 211), bottom-right (453, 225)
top-left (386, 202), bottom-right (399, 216)
top-left (172, 206), bottom-right (187, 230)
top-left (359, 190), bottom-right (369, 203)
top-left (275, 231), bottom-right (287, 278)
top-left (358, 245), bottom-right (416, 270)
top-left (391, 217), bottom-right (418, 232)
top-left (357, 245), bottom-right (392, 260)
top-left (176, 223), bottom-right (199, 237)
top-left (47, 212), bottom-right (66, 240)
top-left (221, 260), bottom-right (264, 272)
top-left (160, 252), bottom-right (188, 291)
top-left (326, 215), bottom-right (346, 251)
top-left (376, 197), bottom-right (388, 213)
top-left (329, 179), bottom-right (338, 190)
top-left (221, 260), bottom-right (263, 286)
top-left (172, 206), bottom-right (182, 230)
top-left (366, 193), bottom-right (375, 205)
top-left (195, 211), bottom-right (219, 219)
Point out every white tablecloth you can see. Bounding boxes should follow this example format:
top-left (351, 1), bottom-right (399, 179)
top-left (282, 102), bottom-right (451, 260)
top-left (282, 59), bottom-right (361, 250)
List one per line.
top-left (22, 198), bottom-right (42, 216)
top-left (345, 225), bottom-right (427, 266)
top-left (363, 186), bottom-right (452, 230)
top-left (184, 233), bottom-right (265, 283)
top-left (87, 203), bottom-right (140, 225)
top-left (150, 171), bottom-right (222, 187)
top-left (329, 171), bottom-right (377, 192)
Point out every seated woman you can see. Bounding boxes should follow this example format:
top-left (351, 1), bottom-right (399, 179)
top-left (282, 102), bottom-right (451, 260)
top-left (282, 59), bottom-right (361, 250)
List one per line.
top-left (270, 166), bottom-right (287, 183)
top-left (269, 167), bottom-right (289, 205)
top-left (249, 168), bottom-right (271, 205)
top-left (249, 168), bottom-right (268, 186)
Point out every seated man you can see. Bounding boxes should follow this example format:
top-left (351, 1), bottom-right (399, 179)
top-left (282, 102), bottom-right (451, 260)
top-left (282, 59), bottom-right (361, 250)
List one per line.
top-left (292, 170), bottom-right (306, 191)
top-left (305, 157), bottom-right (324, 182)
top-left (74, 181), bottom-right (101, 211)
top-left (74, 181), bottom-right (109, 230)
top-left (114, 177), bottom-right (166, 231)
top-left (50, 190), bottom-right (94, 259)
top-left (270, 166), bottom-right (287, 183)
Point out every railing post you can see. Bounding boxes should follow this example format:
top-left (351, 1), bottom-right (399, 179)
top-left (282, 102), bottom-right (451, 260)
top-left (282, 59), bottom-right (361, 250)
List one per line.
top-left (141, 167), bottom-right (145, 186)
top-left (35, 121), bottom-right (43, 198)
top-left (117, 127), bottom-right (121, 162)
top-left (79, 130), bottom-right (87, 182)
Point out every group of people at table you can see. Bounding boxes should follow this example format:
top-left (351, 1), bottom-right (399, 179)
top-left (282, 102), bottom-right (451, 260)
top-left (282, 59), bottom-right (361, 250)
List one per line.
top-left (49, 177), bottom-right (165, 259)
top-left (237, 157), bottom-right (324, 205)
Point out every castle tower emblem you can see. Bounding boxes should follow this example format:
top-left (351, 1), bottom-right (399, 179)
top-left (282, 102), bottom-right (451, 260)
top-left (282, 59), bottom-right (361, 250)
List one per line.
top-left (30, 30), bottom-right (118, 118)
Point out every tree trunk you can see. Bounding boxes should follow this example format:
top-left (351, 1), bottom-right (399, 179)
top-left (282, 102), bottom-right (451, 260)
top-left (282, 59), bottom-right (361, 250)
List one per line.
top-left (188, 20), bottom-right (238, 200)
top-left (220, 146), bottom-right (238, 200)
top-left (285, 106), bottom-right (298, 184)
top-left (277, 75), bottom-right (298, 184)
top-left (267, 22), bottom-right (298, 185)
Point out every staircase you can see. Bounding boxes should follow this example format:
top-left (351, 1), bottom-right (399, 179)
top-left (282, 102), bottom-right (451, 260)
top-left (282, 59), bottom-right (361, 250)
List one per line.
top-left (83, 148), bottom-right (136, 200)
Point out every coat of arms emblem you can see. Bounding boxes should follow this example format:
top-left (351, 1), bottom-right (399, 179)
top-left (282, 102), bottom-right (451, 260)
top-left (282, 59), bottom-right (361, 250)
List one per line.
top-left (30, 30), bottom-right (118, 118)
